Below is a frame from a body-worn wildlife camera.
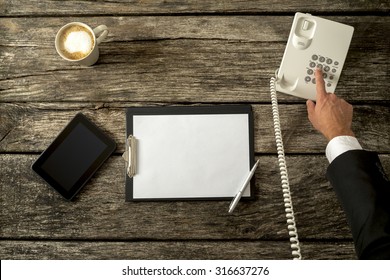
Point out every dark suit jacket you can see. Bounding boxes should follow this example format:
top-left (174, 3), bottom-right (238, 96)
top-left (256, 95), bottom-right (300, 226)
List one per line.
top-left (327, 150), bottom-right (390, 259)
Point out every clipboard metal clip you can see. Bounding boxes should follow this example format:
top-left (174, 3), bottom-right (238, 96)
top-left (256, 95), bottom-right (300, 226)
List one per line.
top-left (122, 135), bottom-right (137, 178)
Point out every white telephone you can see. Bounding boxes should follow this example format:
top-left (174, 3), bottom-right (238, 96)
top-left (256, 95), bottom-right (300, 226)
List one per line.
top-left (270, 13), bottom-right (354, 259)
top-left (276, 12), bottom-right (354, 100)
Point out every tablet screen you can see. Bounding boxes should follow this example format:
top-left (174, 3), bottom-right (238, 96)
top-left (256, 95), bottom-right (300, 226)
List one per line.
top-left (40, 123), bottom-right (107, 191)
top-left (32, 113), bottom-right (116, 200)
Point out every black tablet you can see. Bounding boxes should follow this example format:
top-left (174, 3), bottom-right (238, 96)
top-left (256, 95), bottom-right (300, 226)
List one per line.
top-left (32, 113), bottom-right (116, 200)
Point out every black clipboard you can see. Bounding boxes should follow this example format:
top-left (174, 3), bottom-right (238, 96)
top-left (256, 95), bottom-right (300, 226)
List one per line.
top-left (124, 105), bottom-right (255, 201)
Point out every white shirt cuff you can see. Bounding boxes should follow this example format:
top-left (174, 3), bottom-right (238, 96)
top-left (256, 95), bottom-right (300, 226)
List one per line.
top-left (325, 136), bottom-right (363, 163)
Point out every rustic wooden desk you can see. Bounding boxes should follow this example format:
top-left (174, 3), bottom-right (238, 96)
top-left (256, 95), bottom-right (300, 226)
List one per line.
top-left (1, 1), bottom-right (389, 259)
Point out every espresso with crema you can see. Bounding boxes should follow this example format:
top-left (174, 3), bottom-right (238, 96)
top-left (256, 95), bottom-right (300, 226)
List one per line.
top-left (58, 25), bottom-right (94, 60)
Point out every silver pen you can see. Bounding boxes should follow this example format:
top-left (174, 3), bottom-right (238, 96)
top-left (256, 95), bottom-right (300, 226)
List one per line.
top-left (228, 159), bottom-right (260, 214)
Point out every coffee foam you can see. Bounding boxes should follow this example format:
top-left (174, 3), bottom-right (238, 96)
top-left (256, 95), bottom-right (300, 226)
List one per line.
top-left (59, 25), bottom-right (94, 60)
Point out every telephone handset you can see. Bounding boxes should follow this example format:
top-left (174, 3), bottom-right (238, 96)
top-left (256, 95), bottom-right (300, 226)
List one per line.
top-left (270, 13), bottom-right (354, 259)
top-left (276, 12), bottom-right (354, 100)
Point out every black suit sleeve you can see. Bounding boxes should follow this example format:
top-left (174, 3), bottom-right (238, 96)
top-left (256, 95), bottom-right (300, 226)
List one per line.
top-left (326, 150), bottom-right (390, 259)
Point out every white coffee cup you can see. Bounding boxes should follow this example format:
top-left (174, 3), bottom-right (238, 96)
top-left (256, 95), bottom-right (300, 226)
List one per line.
top-left (55, 22), bottom-right (109, 66)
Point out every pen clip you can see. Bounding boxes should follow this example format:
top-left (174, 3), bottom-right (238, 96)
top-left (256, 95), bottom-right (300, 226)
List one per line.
top-left (122, 135), bottom-right (137, 178)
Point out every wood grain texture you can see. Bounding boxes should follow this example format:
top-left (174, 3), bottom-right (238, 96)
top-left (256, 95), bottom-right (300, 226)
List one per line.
top-left (0, 240), bottom-right (356, 260)
top-left (1, 154), bottom-right (389, 241)
top-left (0, 103), bottom-right (389, 154)
top-left (1, 0), bottom-right (388, 16)
top-left (0, 17), bottom-right (389, 102)
top-left (1, 2), bottom-right (389, 261)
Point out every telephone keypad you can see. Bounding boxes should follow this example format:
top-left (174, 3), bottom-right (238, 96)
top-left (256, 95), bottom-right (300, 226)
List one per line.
top-left (307, 54), bottom-right (340, 87)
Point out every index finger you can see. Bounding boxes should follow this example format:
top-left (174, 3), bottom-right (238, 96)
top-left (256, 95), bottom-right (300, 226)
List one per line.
top-left (315, 68), bottom-right (327, 100)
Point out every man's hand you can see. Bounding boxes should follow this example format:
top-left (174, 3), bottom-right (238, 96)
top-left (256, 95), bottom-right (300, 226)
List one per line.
top-left (306, 69), bottom-right (355, 141)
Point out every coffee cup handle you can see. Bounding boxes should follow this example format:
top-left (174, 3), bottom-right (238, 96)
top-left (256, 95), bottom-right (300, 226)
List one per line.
top-left (93, 25), bottom-right (109, 45)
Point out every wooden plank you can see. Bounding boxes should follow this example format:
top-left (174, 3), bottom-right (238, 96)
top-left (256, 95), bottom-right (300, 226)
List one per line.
top-left (1, 154), bottom-right (389, 240)
top-left (0, 103), bottom-right (389, 154)
top-left (1, 0), bottom-right (388, 15)
top-left (0, 240), bottom-right (356, 260)
top-left (0, 16), bottom-right (389, 102)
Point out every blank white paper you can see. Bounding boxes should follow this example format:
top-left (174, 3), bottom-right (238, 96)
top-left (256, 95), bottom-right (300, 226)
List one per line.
top-left (133, 114), bottom-right (251, 199)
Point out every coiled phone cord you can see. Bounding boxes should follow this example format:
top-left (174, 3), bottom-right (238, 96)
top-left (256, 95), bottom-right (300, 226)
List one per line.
top-left (270, 76), bottom-right (302, 260)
